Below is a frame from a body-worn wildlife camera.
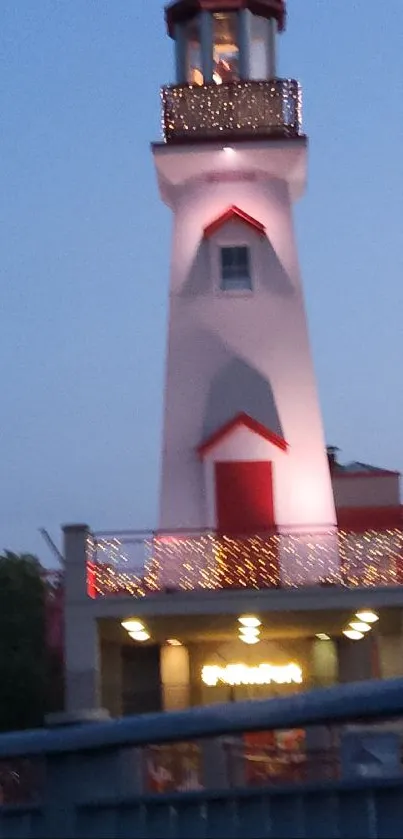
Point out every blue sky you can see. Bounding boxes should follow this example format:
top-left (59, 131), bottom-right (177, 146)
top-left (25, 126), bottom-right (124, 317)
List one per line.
top-left (0, 0), bottom-right (402, 564)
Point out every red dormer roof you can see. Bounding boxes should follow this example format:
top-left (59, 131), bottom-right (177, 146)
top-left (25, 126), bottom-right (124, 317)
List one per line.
top-left (203, 206), bottom-right (266, 239)
top-left (198, 412), bottom-right (288, 457)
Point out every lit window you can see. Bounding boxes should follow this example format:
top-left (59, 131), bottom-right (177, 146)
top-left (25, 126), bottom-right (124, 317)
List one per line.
top-left (213, 13), bottom-right (239, 85)
top-left (220, 246), bottom-right (252, 291)
top-left (186, 18), bottom-right (204, 85)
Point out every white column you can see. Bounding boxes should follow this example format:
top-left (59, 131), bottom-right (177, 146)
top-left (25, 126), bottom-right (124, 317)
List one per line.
top-left (63, 523), bottom-right (91, 605)
top-left (64, 610), bottom-right (101, 712)
top-left (311, 638), bottom-right (338, 687)
top-left (160, 644), bottom-right (190, 711)
top-left (63, 524), bottom-right (102, 713)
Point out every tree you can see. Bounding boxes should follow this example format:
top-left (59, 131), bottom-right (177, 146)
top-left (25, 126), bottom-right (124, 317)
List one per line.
top-left (0, 552), bottom-right (47, 732)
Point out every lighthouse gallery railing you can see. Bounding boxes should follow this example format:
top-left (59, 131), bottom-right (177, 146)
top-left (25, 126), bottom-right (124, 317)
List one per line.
top-left (89, 526), bottom-right (403, 598)
top-left (161, 78), bottom-right (303, 143)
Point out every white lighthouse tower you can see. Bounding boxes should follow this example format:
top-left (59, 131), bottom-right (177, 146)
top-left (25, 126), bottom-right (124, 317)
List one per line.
top-left (153, 0), bottom-right (338, 584)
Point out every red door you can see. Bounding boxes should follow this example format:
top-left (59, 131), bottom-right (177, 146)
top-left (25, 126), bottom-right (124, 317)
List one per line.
top-left (214, 461), bottom-right (278, 588)
top-left (215, 461), bottom-right (275, 535)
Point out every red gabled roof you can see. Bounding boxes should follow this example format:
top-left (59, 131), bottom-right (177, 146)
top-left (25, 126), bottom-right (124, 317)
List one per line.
top-left (203, 206), bottom-right (266, 239)
top-left (197, 412), bottom-right (288, 458)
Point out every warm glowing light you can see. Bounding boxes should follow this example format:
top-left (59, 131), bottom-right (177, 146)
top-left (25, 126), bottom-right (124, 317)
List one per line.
top-left (122, 620), bottom-right (144, 633)
top-left (239, 627), bottom-right (259, 638)
top-left (349, 621), bottom-right (371, 633)
top-left (238, 616), bottom-right (261, 628)
top-left (129, 630), bottom-right (150, 642)
top-left (202, 663), bottom-right (303, 687)
top-left (161, 80), bottom-right (302, 145)
top-left (239, 635), bottom-right (260, 645)
top-left (343, 630), bottom-right (364, 640)
top-left (355, 611), bottom-right (379, 624)
top-left (240, 634), bottom-right (260, 645)
top-left (316, 633), bottom-right (331, 641)
top-left (91, 529), bottom-right (403, 599)
top-left (166, 639), bottom-right (182, 647)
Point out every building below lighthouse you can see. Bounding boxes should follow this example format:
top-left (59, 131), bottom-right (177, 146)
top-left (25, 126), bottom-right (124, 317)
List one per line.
top-left (62, 0), bottom-right (403, 746)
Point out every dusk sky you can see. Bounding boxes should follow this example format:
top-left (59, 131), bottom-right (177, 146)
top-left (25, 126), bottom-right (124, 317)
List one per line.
top-left (1, 0), bottom-right (402, 564)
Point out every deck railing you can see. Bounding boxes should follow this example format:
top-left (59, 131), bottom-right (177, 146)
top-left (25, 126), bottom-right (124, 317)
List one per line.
top-left (161, 78), bottom-right (303, 143)
top-left (1, 679), bottom-right (403, 837)
top-left (89, 527), bottom-right (403, 598)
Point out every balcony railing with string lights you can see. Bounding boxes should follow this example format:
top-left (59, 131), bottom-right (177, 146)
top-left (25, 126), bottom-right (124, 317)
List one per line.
top-left (161, 79), bottom-right (303, 144)
top-left (88, 527), bottom-right (403, 598)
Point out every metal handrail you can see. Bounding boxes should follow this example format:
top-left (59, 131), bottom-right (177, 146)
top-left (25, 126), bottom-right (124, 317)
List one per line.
top-left (0, 679), bottom-right (403, 759)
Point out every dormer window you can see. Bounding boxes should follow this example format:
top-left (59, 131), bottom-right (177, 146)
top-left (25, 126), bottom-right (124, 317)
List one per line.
top-left (220, 246), bottom-right (252, 291)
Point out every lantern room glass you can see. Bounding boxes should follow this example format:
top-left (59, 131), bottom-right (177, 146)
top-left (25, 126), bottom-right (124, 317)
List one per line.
top-left (186, 17), bottom-right (204, 85)
top-left (212, 12), bottom-right (239, 84)
top-left (248, 14), bottom-right (272, 80)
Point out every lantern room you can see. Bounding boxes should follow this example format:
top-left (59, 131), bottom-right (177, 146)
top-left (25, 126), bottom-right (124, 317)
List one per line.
top-left (165, 0), bottom-right (286, 85)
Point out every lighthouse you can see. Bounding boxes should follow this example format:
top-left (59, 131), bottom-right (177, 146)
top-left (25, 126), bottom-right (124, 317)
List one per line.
top-left (153, 0), bottom-right (338, 584)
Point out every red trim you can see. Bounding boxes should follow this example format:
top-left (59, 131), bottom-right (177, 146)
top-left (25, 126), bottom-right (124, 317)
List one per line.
top-left (337, 506), bottom-right (403, 533)
top-left (203, 205), bottom-right (266, 238)
top-left (87, 562), bottom-right (96, 599)
top-left (334, 470), bottom-right (400, 479)
top-left (198, 412), bottom-right (288, 457)
top-left (166, 1), bottom-right (286, 37)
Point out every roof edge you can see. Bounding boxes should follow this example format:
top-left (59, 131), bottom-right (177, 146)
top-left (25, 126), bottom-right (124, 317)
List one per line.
top-left (198, 412), bottom-right (288, 458)
top-left (203, 205), bottom-right (266, 239)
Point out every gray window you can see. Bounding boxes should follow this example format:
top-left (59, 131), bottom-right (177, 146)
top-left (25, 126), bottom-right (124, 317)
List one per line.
top-left (220, 246), bottom-right (252, 291)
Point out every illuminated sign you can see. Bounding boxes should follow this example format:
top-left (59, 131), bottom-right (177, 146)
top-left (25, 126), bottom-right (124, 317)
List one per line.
top-left (201, 663), bottom-right (303, 687)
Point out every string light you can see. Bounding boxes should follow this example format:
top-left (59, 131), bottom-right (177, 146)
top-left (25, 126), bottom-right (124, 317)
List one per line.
top-left (161, 79), bottom-right (302, 143)
top-left (89, 529), bottom-right (403, 598)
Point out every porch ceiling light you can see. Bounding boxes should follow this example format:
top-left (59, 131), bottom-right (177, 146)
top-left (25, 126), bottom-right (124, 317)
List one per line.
top-left (349, 621), bottom-right (371, 633)
top-left (238, 616), bottom-right (261, 628)
top-left (355, 610), bottom-right (379, 624)
top-left (129, 630), bottom-right (150, 642)
top-left (122, 619), bottom-right (145, 633)
top-left (316, 633), bottom-right (331, 641)
top-left (240, 634), bottom-right (260, 645)
top-left (239, 626), bottom-right (260, 638)
top-left (343, 629), bottom-right (364, 641)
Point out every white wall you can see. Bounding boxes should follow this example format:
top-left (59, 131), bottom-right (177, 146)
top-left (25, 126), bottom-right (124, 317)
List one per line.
top-left (155, 142), bottom-right (336, 549)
